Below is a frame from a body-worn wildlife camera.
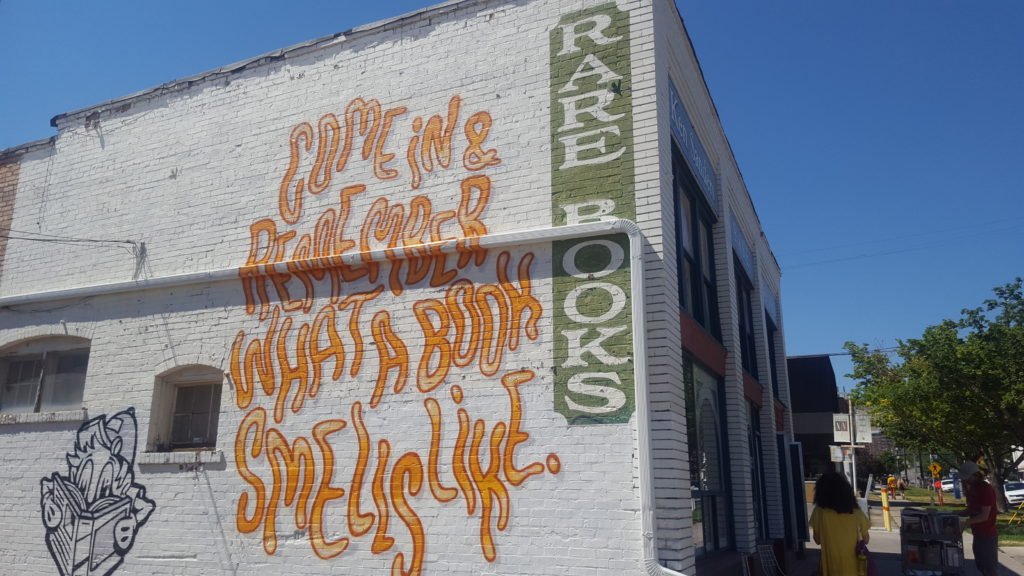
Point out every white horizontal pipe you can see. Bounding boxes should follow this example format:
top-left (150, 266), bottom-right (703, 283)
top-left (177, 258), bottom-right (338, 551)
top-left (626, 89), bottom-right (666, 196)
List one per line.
top-left (1, 220), bottom-right (623, 307)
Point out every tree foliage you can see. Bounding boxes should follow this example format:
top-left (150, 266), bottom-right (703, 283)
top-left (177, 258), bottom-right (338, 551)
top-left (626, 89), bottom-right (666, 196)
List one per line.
top-left (859, 450), bottom-right (900, 479)
top-left (845, 278), bottom-right (1024, 502)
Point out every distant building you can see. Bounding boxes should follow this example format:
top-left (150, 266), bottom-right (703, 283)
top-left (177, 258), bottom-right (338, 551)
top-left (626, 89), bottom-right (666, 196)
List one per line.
top-left (863, 430), bottom-right (896, 459)
top-left (0, 1), bottom-right (801, 575)
top-left (787, 355), bottom-right (841, 478)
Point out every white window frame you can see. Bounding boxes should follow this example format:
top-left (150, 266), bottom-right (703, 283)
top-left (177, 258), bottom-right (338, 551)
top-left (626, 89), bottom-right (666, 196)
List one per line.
top-left (148, 366), bottom-right (223, 452)
top-left (0, 337), bottom-right (90, 415)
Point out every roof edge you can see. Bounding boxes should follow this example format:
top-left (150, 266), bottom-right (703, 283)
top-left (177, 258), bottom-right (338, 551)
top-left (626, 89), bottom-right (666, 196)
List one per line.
top-left (0, 137), bottom-right (55, 162)
top-left (49, 0), bottom-right (469, 129)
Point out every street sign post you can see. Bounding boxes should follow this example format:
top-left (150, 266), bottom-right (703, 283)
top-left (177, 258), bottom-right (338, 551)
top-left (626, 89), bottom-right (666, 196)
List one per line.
top-left (930, 462), bottom-right (944, 506)
top-left (833, 401), bottom-right (872, 496)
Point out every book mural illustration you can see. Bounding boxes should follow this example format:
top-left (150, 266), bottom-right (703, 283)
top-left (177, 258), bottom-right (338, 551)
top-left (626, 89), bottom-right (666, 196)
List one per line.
top-left (39, 409), bottom-right (155, 576)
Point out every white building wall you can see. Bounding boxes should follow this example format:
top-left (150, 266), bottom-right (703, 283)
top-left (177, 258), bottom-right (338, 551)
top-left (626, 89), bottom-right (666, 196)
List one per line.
top-left (0, 2), bottom-right (660, 575)
top-left (0, 1), bottom-right (792, 575)
top-left (654, 0), bottom-right (793, 563)
top-left (646, 0), bottom-right (691, 571)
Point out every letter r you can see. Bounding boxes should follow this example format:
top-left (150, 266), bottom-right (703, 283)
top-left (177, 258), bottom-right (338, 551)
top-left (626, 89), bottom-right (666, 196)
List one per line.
top-left (557, 14), bottom-right (621, 55)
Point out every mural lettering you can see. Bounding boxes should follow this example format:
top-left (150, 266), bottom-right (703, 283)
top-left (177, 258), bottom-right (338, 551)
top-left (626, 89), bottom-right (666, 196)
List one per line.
top-left (40, 408), bottom-right (155, 576)
top-left (550, 4), bottom-right (637, 424)
top-left (232, 93), bottom-right (557, 575)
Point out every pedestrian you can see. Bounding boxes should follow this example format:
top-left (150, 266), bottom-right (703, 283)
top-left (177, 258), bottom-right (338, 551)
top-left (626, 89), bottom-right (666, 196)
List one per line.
top-left (809, 471), bottom-right (871, 576)
top-left (897, 476), bottom-right (906, 498)
top-left (958, 461), bottom-right (1000, 576)
top-left (887, 474), bottom-right (897, 499)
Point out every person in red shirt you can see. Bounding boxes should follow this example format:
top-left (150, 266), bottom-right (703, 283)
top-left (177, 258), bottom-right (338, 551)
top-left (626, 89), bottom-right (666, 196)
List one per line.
top-left (958, 461), bottom-right (1000, 576)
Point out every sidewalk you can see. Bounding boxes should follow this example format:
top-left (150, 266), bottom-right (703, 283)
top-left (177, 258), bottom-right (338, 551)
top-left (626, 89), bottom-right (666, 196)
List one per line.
top-left (790, 503), bottom-right (1024, 576)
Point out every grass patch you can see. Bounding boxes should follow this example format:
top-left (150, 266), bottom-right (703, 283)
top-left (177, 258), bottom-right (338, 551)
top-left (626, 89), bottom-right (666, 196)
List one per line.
top-left (867, 487), bottom-right (1024, 545)
top-left (1000, 513), bottom-right (1024, 545)
top-left (1002, 502), bottom-right (1024, 545)
top-left (868, 486), bottom-right (964, 506)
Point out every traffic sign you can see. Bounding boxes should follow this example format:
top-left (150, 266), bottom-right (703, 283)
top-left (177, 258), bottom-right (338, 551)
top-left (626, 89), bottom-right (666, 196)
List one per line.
top-left (928, 461), bottom-right (942, 477)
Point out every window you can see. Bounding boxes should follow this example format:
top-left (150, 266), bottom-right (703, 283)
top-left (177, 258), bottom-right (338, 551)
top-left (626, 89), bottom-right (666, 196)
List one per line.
top-left (0, 337), bottom-right (89, 414)
top-left (766, 315), bottom-right (780, 400)
top-left (734, 258), bottom-right (758, 379)
top-left (674, 144), bottom-right (720, 339)
top-left (149, 366), bottom-right (223, 451)
top-left (685, 359), bottom-right (732, 558)
top-left (171, 384), bottom-right (222, 449)
top-left (749, 402), bottom-right (769, 542)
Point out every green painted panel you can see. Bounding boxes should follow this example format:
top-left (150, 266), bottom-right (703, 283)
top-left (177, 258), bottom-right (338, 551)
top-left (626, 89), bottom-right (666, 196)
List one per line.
top-left (549, 4), bottom-right (637, 425)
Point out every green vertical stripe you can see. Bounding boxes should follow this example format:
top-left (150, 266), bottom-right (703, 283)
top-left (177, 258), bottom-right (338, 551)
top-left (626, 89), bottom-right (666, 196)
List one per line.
top-left (550, 2), bottom-right (636, 224)
top-left (550, 4), bottom-right (636, 425)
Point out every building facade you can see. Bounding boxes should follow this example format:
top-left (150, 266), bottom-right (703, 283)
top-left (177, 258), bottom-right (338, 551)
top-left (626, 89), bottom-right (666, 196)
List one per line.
top-left (0, 1), bottom-right (799, 574)
top-left (788, 354), bottom-right (842, 479)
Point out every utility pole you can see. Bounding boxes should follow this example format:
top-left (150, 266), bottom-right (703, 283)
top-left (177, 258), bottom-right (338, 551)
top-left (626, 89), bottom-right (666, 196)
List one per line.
top-left (848, 397), bottom-right (859, 495)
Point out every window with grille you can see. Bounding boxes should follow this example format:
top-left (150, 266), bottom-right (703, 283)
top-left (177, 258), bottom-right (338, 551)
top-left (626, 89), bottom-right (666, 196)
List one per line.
top-left (673, 144), bottom-right (720, 340)
top-left (735, 258), bottom-right (758, 380)
top-left (170, 383), bottom-right (222, 449)
top-left (149, 366), bottom-right (223, 451)
top-left (0, 339), bottom-right (89, 414)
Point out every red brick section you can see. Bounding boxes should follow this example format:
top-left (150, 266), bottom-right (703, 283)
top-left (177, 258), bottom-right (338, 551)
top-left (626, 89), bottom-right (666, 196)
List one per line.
top-left (743, 371), bottom-right (762, 409)
top-left (0, 161), bottom-right (18, 280)
top-left (679, 312), bottom-right (726, 377)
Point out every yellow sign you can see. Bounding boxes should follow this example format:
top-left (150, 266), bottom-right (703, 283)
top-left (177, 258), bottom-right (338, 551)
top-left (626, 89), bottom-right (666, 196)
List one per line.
top-left (929, 462), bottom-right (942, 477)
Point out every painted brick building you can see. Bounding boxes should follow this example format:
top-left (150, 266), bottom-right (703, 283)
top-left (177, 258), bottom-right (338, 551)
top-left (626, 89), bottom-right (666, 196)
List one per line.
top-left (0, 1), bottom-right (801, 574)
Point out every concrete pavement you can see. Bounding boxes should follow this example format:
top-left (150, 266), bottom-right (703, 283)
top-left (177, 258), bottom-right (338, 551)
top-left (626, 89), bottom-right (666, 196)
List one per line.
top-left (789, 504), bottom-right (1024, 576)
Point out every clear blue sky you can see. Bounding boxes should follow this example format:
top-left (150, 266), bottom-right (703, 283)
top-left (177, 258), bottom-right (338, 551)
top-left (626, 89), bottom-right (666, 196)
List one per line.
top-left (3, 1), bottom-right (1022, 391)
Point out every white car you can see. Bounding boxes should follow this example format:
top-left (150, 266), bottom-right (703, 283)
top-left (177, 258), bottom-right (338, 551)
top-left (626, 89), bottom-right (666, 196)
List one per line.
top-left (1005, 482), bottom-right (1024, 505)
top-left (940, 479), bottom-right (955, 492)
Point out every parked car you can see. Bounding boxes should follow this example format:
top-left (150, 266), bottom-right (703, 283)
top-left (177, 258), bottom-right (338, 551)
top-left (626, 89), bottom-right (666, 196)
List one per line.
top-left (940, 479), bottom-right (955, 492)
top-left (1005, 481), bottom-right (1024, 505)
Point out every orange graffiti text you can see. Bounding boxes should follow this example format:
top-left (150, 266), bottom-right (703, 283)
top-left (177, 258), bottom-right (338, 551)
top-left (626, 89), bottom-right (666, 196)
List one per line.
top-left (234, 370), bottom-right (557, 573)
top-left (242, 176), bottom-right (492, 319)
top-left (278, 95), bottom-right (497, 223)
top-left (230, 251), bottom-right (540, 423)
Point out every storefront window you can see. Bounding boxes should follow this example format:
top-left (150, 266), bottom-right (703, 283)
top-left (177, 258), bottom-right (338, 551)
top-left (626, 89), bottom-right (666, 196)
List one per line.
top-left (749, 402), bottom-right (769, 541)
top-left (686, 360), bottom-right (731, 557)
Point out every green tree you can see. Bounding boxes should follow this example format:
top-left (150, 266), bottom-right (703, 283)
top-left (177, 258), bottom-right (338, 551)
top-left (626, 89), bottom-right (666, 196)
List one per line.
top-left (857, 450), bottom-right (886, 483)
top-left (858, 450), bottom-right (900, 483)
top-left (846, 278), bottom-right (1024, 509)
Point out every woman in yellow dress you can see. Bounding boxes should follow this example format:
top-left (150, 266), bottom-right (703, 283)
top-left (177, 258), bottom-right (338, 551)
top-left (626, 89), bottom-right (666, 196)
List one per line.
top-left (809, 472), bottom-right (871, 575)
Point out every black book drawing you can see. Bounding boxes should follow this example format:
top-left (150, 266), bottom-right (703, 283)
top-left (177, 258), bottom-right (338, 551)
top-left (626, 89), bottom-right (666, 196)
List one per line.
top-left (40, 409), bottom-right (155, 576)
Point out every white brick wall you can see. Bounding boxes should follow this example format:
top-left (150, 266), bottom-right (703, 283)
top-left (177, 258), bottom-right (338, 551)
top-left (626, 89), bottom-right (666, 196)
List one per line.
top-left (0, 1), bottom-right (669, 575)
top-left (653, 0), bottom-right (795, 568)
top-left (0, 1), bottom-right (793, 574)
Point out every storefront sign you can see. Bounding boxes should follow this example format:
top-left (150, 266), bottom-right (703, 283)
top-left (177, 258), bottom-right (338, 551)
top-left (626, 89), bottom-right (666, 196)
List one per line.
top-left (669, 81), bottom-right (716, 210)
top-left (550, 3), bottom-right (636, 424)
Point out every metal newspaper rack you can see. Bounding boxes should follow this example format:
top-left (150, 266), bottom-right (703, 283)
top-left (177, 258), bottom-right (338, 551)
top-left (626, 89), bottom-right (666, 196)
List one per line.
top-left (900, 508), bottom-right (964, 576)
